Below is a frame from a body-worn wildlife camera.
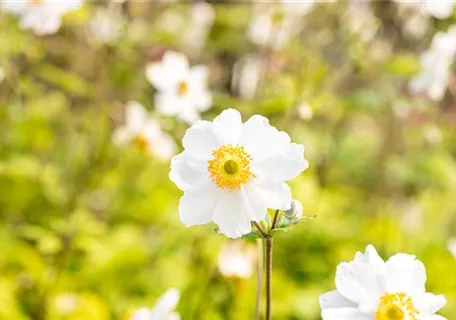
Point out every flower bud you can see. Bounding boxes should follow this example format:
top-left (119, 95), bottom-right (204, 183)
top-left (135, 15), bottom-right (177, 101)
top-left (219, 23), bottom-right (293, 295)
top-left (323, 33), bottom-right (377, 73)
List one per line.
top-left (283, 199), bottom-right (303, 220)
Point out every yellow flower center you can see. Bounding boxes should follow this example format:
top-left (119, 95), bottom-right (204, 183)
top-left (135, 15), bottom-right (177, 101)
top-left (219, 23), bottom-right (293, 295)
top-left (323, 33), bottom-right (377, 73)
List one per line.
top-left (207, 144), bottom-right (253, 191)
top-left (30, 0), bottom-right (44, 5)
top-left (132, 135), bottom-right (149, 152)
top-left (178, 81), bottom-right (189, 96)
top-left (376, 293), bottom-right (419, 320)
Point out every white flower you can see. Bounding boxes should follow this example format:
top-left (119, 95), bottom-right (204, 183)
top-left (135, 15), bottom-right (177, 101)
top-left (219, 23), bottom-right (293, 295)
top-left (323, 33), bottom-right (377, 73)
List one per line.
top-left (248, 1), bottom-right (314, 49)
top-left (320, 244), bottom-right (447, 320)
top-left (395, 0), bottom-right (456, 20)
top-left (169, 109), bottom-right (308, 238)
top-left (410, 26), bottom-right (456, 101)
top-left (217, 242), bottom-right (255, 279)
top-left (131, 289), bottom-right (180, 320)
top-left (181, 2), bottom-right (215, 52)
top-left (1, 0), bottom-right (83, 35)
top-left (146, 51), bottom-right (212, 124)
top-left (113, 101), bottom-right (176, 161)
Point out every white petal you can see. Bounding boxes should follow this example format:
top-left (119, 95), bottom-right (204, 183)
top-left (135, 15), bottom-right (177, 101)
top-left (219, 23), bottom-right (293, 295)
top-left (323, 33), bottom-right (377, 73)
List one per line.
top-left (182, 120), bottom-right (219, 160)
top-left (149, 133), bottom-right (176, 161)
top-left (146, 51), bottom-right (189, 91)
top-left (321, 308), bottom-right (371, 320)
top-left (178, 105), bottom-right (201, 124)
top-left (154, 93), bottom-right (182, 116)
top-left (354, 245), bottom-right (385, 269)
top-left (213, 192), bottom-right (252, 238)
top-left (243, 181), bottom-right (292, 215)
top-left (151, 289), bottom-right (180, 314)
top-left (212, 109), bottom-right (243, 145)
top-left (112, 127), bottom-right (133, 146)
top-left (191, 90), bottom-right (212, 112)
top-left (385, 253), bottom-right (426, 294)
top-left (130, 308), bottom-right (153, 320)
top-left (169, 151), bottom-right (209, 190)
top-left (414, 293), bottom-right (447, 315)
top-left (240, 115), bottom-right (291, 161)
top-left (252, 143), bottom-right (308, 182)
top-left (21, 13), bottom-right (61, 35)
top-left (189, 65), bottom-right (209, 86)
top-left (126, 101), bottom-right (148, 132)
top-left (178, 179), bottom-right (218, 227)
top-left (335, 261), bottom-right (383, 306)
top-left (320, 290), bottom-right (356, 309)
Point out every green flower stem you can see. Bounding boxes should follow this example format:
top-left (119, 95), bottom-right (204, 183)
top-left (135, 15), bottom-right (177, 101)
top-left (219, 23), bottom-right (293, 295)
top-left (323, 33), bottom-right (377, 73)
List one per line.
top-left (252, 210), bottom-right (281, 320)
top-left (265, 236), bottom-right (273, 320)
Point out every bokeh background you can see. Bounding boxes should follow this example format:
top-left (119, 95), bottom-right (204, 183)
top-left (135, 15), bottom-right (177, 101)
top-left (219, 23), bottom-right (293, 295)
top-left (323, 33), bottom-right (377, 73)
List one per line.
top-left (1, 1), bottom-right (456, 319)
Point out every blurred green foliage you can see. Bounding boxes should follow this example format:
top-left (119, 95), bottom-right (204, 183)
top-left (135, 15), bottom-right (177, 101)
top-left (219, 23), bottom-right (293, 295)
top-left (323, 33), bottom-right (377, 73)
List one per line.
top-left (1, 1), bottom-right (456, 319)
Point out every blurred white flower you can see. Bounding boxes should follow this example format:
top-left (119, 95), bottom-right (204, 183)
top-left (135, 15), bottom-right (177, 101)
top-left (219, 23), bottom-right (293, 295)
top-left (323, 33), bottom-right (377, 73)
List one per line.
top-left (248, 1), bottom-right (315, 49)
top-left (87, 7), bottom-right (123, 43)
top-left (397, 0), bottom-right (456, 20)
top-left (320, 244), bottom-right (447, 320)
top-left (169, 109), bottom-right (308, 238)
top-left (231, 54), bottom-right (262, 100)
top-left (181, 2), bottom-right (215, 52)
top-left (113, 101), bottom-right (176, 161)
top-left (297, 102), bottom-right (313, 121)
top-left (346, 1), bottom-right (379, 42)
top-left (448, 238), bottom-right (456, 258)
top-left (410, 25), bottom-right (456, 101)
top-left (146, 51), bottom-right (212, 124)
top-left (1, 0), bottom-right (83, 35)
top-left (218, 242), bottom-right (255, 279)
top-left (131, 289), bottom-right (180, 320)
top-left (0, 66), bottom-right (4, 84)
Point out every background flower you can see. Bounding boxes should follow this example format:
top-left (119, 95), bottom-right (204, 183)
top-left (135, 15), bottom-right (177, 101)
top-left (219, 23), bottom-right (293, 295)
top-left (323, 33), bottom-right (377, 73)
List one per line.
top-left (320, 245), bottom-right (447, 319)
top-left (113, 101), bottom-right (176, 161)
top-left (146, 51), bottom-right (212, 124)
top-left (131, 289), bottom-right (180, 320)
top-left (1, 0), bottom-right (83, 35)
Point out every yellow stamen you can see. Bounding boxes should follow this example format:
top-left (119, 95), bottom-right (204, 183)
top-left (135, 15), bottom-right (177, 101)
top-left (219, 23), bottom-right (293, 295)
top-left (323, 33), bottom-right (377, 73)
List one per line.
top-left (207, 145), bottom-right (253, 191)
top-left (132, 135), bottom-right (149, 152)
top-left (30, 0), bottom-right (44, 5)
top-left (376, 292), bottom-right (419, 320)
top-left (178, 81), bottom-right (189, 96)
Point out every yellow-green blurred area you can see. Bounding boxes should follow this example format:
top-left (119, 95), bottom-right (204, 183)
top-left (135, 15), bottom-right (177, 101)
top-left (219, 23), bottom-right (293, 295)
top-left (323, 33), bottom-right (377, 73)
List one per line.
top-left (1, 1), bottom-right (456, 319)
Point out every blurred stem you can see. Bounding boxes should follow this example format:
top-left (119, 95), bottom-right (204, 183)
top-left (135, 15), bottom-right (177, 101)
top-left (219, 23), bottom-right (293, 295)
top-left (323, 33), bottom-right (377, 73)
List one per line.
top-left (265, 237), bottom-right (273, 320)
top-left (255, 240), bottom-right (263, 320)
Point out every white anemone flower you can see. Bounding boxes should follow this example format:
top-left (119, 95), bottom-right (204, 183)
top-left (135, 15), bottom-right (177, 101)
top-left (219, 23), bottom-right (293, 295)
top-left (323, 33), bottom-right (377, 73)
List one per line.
top-left (1, 0), bottom-right (83, 36)
top-left (146, 51), bottom-right (212, 124)
top-left (217, 242), bottom-right (255, 279)
top-left (169, 109), bottom-right (308, 238)
top-left (131, 289), bottom-right (180, 320)
top-left (113, 101), bottom-right (176, 161)
top-left (320, 245), bottom-right (447, 320)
